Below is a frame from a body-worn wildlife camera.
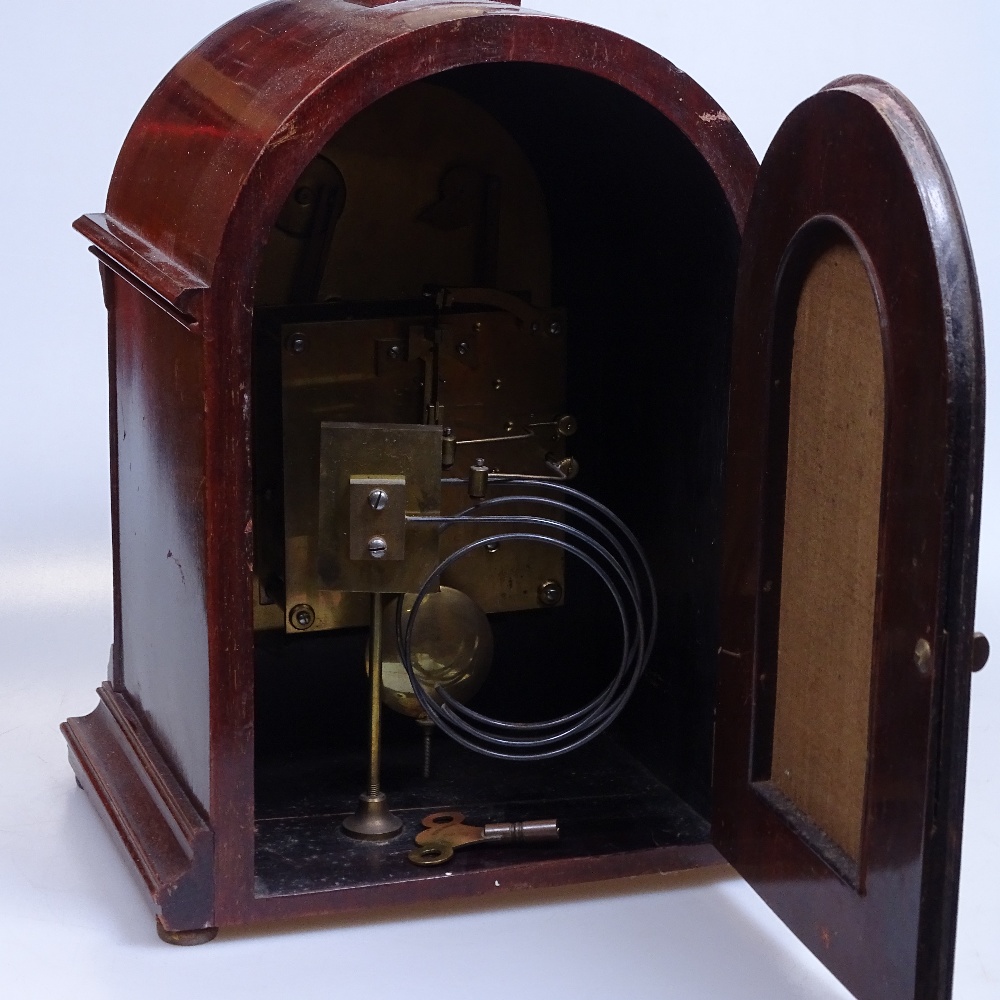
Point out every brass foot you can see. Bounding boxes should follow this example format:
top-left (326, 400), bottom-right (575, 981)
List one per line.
top-left (156, 919), bottom-right (219, 946)
top-left (342, 791), bottom-right (404, 841)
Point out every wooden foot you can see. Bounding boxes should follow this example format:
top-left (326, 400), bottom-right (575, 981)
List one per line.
top-left (156, 918), bottom-right (218, 946)
top-left (62, 684), bottom-right (214, 932)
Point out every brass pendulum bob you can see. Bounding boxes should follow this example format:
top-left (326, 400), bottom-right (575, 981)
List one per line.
top-left (377, 587), bottom-right (494, 784)
top-left (342, 594), bottom-right (403, 840)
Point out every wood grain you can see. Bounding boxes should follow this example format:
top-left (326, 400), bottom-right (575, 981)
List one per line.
top-left (715, 78), bottom-right (984, 1000)
top-left (67, 0), bottom-right (756, 936)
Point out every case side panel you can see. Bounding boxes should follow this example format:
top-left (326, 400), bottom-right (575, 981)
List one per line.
top-left (100, 261), bottom-right (125, 688)
top-left (114, 276), bottom-right (211, 812)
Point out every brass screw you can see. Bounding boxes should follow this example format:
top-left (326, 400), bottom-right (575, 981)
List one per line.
top-left (289, 603), bottom-right (315, 630)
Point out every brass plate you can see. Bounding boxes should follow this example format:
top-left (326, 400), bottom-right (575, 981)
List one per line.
top-left (317, 423), bottom-right (441, 595)
top-left (256, 79), bottom-right (569, 632)
top-left (251, 574), bottom-right (287, 631)
top-left (276, 307), bottom-right (566, 631)
top-left (435, 309), bottom-right (567, 615)
top-left (279, 316), bottom-right (426, 632)
top-left (314, 82), bottom-right (553, 307)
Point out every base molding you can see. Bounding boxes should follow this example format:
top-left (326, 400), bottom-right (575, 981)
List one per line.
top-left (62, 682), bottom-right (215, 932)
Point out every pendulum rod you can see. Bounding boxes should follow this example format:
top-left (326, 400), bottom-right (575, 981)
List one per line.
top-left (368, 592), bottom-right (384, 797)
top-left (342, 593), bottom-right (403, 840)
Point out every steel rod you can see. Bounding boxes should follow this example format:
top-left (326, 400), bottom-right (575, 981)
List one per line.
top-left (368, 593), bottom-right (383, 797)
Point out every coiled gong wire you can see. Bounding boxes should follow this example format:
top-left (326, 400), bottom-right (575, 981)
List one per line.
top-left (397, 480), bottom-right (657, 761)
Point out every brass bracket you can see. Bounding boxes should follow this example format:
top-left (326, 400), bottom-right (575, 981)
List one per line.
top-left (317, 422), bottom-right (442, 594)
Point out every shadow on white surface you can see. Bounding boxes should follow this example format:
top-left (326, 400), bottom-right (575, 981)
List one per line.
top-left (1, 595), bottom-right (853, 1000)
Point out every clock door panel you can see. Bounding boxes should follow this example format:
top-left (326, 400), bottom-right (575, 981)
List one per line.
top-left (714, 77), bottom-right (984, 1000)
top-left (760, 231), bottom-right (884, 887)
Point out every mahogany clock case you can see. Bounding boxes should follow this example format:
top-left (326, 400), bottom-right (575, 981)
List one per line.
top-left (56, 3), bottom-right (984, 1000)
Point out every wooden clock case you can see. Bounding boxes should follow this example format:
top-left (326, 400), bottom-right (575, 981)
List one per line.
top-left (61, 3), bottom-right (985, 999)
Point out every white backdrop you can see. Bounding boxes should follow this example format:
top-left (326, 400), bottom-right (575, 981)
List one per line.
top-left (0, 2), bottom-right (997, 997)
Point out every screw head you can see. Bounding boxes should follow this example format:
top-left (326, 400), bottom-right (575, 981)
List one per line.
top-left (557, 414), bottom-right (578, 437)
top-left (387, 344), bottom-right (402, 360)
top-left (368, 488), bottom-right (389, 511)
top-left (493, 378), bottom-right (503, 390)
top-left (456, 341), bottom-right (469, 356)
top-left (538, 581), bottom-right (563, 606)
top-left (549, 321), bottom-right (561, 336)
top-left (289, 333), bottom-right (308, 354)
top-left (368, 536), bottom-right (388, 559)
top-left (485, 541), bottom-right (500, 554)
top-left (289, 603), bottom-right (316, 630)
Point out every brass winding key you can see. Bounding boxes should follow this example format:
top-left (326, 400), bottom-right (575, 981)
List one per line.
top-left (407, 810), bottom-right (560, 866)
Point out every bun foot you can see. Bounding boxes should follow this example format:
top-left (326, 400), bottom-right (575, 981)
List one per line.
top-left (156, 918), bottom-right (218, 946)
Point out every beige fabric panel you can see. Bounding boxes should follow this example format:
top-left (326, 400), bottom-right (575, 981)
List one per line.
top-left (770, 238), bottom-right (884, 865)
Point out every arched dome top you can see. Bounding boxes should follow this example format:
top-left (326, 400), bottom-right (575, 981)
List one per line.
top-left (75, 0), bottom-right (756, 325)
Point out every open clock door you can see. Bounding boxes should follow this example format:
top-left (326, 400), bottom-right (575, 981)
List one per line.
top-left (714, 77), bottom-right (984, 1000)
